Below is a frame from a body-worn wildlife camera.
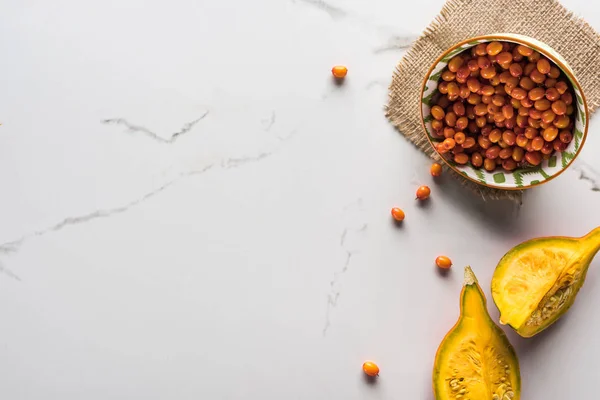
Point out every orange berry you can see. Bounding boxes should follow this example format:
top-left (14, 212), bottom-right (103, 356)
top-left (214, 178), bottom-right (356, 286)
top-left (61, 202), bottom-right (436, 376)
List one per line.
top-left (362, 361), bottom-right (380, 377)
top-left (416, 185), bottom-right (431, 200)
top-left (430, 163), bottom-right (443, 177)
top-left (331, 65), bottom-right (348, 79)
top-left (391, 207), bottom-right (405, 222)
top-left (435, 256), bottom-right (452, 269)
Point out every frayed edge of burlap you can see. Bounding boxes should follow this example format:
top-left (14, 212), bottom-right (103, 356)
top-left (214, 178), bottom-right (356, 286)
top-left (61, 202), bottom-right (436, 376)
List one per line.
top-left (385, 0), bottom-right (600, 204)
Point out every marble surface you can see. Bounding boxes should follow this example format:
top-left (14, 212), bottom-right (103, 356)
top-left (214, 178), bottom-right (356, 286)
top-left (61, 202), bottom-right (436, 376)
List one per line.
top-left (1, 1), bottom-right (600, 399)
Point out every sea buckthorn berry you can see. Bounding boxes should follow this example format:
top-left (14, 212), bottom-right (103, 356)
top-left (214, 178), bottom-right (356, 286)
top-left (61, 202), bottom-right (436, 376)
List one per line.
top-left (553, 138), bottom-right (567, 151)
top-left (534, 99), bottom-right (551, 111)
top-left (486, 41), bottom-right (503, 56)
top-left (430, 163), bottom-right (443, 177)
top-left (481, 85), bottom-right (495, 96)
top-left (454, 153), bottom-right (469, 164)
top-left (525, 151), bottom-right (542, 165)
top-left (517, 45), bottom-right (533, 56)
top-left (391, 207), bottom-right (405, 222)
top-left (485, 145), bottom-right (501, 159)
top-left (477, 56), bottom-right (491, 69)
top-left (477, 136), bottom-right (492, 150)
top-left (541, 141), bottom-right (554, 155)
top-left (545, 78), bottom-right (557, 88)
top-left (492, 95), bottom-right (506, 107)
top-left (416, 185), bottom-right (431, 200)
top-left (363, 362), bottom-right (380, 377)
top-left (454, 132), bottom-right (466, 144)
top-left (448, 56), bottom-right (464, 72)
top-left (561, 92), bottom-right (573, 105)
top-left (510, 87), bottom-right (527, 100)
top-left (516, 134), bottom-right (529, 148)
top-left (483, 158), bottom-right (496, 171)
top-left (554, 115), bottom-right (570, 129)
top-left (512, 47), bottom-right (524, 61)
top-left (445, 112), bottom-right (457, 127)
top-left (453, 102), bottom-right (466, 116)
top-left (528, 51), bottom-right (541, 63)
top-left (499, 147), bottom-right (513, 159)
top-left (467, 59), bottom-right (479, 71)
top-left (442, 70), bottom-right (456, 81)
top-left (546, 88), bottom-right (560, 101)
top-left (521, 97), bottom-right (534, 108)
top-left (431, 106), bottom-right (445, 120)
top-left (548, 66), bottom-right (561, 79)
top-left (541, 110), bottom-right (556, 124)
top-left (512, 147), bottom-right (525, 162)
top-left (519, 76), bottom-right (535, 90)
top-left (529, 108), bottom-right (542, 120)
top-left (496, 52), bottom-right (513, 65)
top-left (467, 78), bottom-right (481, 93)
top-left (471, 152), bottom-right (483, 167)
top-left (489, 129), bottom-right (502, 143)
top-left (502, 130), bottom-right (516, 145)
top-left (530, 69), bottom-right (546, 84)
top-left (443, 138), bottom-right (456, 150)
top-left (523, 62), bottom-right (536, 76)
top-left (474, 43), bottom-right (488, 56)
top-left (502, 158), bottom-right (517, 171)
top-left (555, 81), bottom-right (568, 94)
top-left (467, 93), bottom-right (482, 105)
top-left (438, 81), bottom-right (449, 94)
top-left (331, 65), bottom-right (348, 78)
top-left (509, 63), bottom-right (523, 77)
top-left (528, 117), bottom-right (541, 128)
top-left (481, 66), bottom-right (497, 79)
top-left (502, 105), bottom-right (514, 119)
top-left (528, 87), bottom-right (546, 101)
top-left (455, 117), bottom-right (468, 130)
top-left (435, 256), bottom-right (452, 269)
top-left (462, 137), bottom-right (476, 149)
top-left (560, 131), bottom-right (573, 143)
top-left (537, 58), bottom-right (551, 74)
top-left (566, 104), bottom-right (574, 115)
top-left (531, 136), bottom-right (544, 151)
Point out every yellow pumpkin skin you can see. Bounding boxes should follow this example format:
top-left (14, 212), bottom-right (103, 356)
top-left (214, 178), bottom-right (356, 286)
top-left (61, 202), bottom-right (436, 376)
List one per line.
top-left (433, 267), bottom-right (521, 400)
top-left (492, 226), bottom-right (600, 338)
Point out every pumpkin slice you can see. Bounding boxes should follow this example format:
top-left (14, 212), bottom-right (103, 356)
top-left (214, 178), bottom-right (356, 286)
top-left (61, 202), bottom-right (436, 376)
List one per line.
top-left (492, 227), bottom-right (600, 337)
top-left (433, 267), bottom-right (520, 400)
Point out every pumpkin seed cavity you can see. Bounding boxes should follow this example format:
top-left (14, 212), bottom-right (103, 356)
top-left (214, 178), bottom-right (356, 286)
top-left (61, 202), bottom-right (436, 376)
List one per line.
top-left (445, 338), bottom-right (516, 400)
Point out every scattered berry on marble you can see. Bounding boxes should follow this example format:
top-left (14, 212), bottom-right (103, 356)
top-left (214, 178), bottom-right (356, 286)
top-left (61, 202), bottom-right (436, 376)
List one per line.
top-left (331, 65), bottom-right (348, 79)
top-left (430, 163), bottom-right (443, 177)
top-left (435, 255), bottom-right (453, 269)
top-left (416, 185), bottom-right (431, 200)
top-left (362, 361), bottom-right (380, 377)
top-left (391, 207), bottom-right (405, 222)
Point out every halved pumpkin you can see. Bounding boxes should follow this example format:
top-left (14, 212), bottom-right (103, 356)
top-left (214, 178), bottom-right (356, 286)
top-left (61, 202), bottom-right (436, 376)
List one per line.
top-left (433, 267), bottom-right (520, 400)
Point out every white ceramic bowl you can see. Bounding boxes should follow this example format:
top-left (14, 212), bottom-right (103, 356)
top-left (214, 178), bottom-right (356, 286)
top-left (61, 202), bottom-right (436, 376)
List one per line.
top-left (420, 34), bottom-right (589, 190)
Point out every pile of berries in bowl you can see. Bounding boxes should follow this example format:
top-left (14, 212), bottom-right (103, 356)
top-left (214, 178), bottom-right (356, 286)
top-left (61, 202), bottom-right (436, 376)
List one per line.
top-left (420, 35), bottom-right (588, 189)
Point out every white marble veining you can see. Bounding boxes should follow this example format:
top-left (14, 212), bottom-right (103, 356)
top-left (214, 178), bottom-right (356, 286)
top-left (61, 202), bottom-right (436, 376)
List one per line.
top-left (1, 1), bottom-right (600, 399)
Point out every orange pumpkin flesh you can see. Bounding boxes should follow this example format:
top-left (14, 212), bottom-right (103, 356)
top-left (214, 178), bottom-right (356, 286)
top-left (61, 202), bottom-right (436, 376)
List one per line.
top-left (433, 267), bottom-right (521, 400)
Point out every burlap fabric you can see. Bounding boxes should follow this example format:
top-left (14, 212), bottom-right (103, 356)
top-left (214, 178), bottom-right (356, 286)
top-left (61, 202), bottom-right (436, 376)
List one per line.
top-left (386, 0), bottom-right (600, 203)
